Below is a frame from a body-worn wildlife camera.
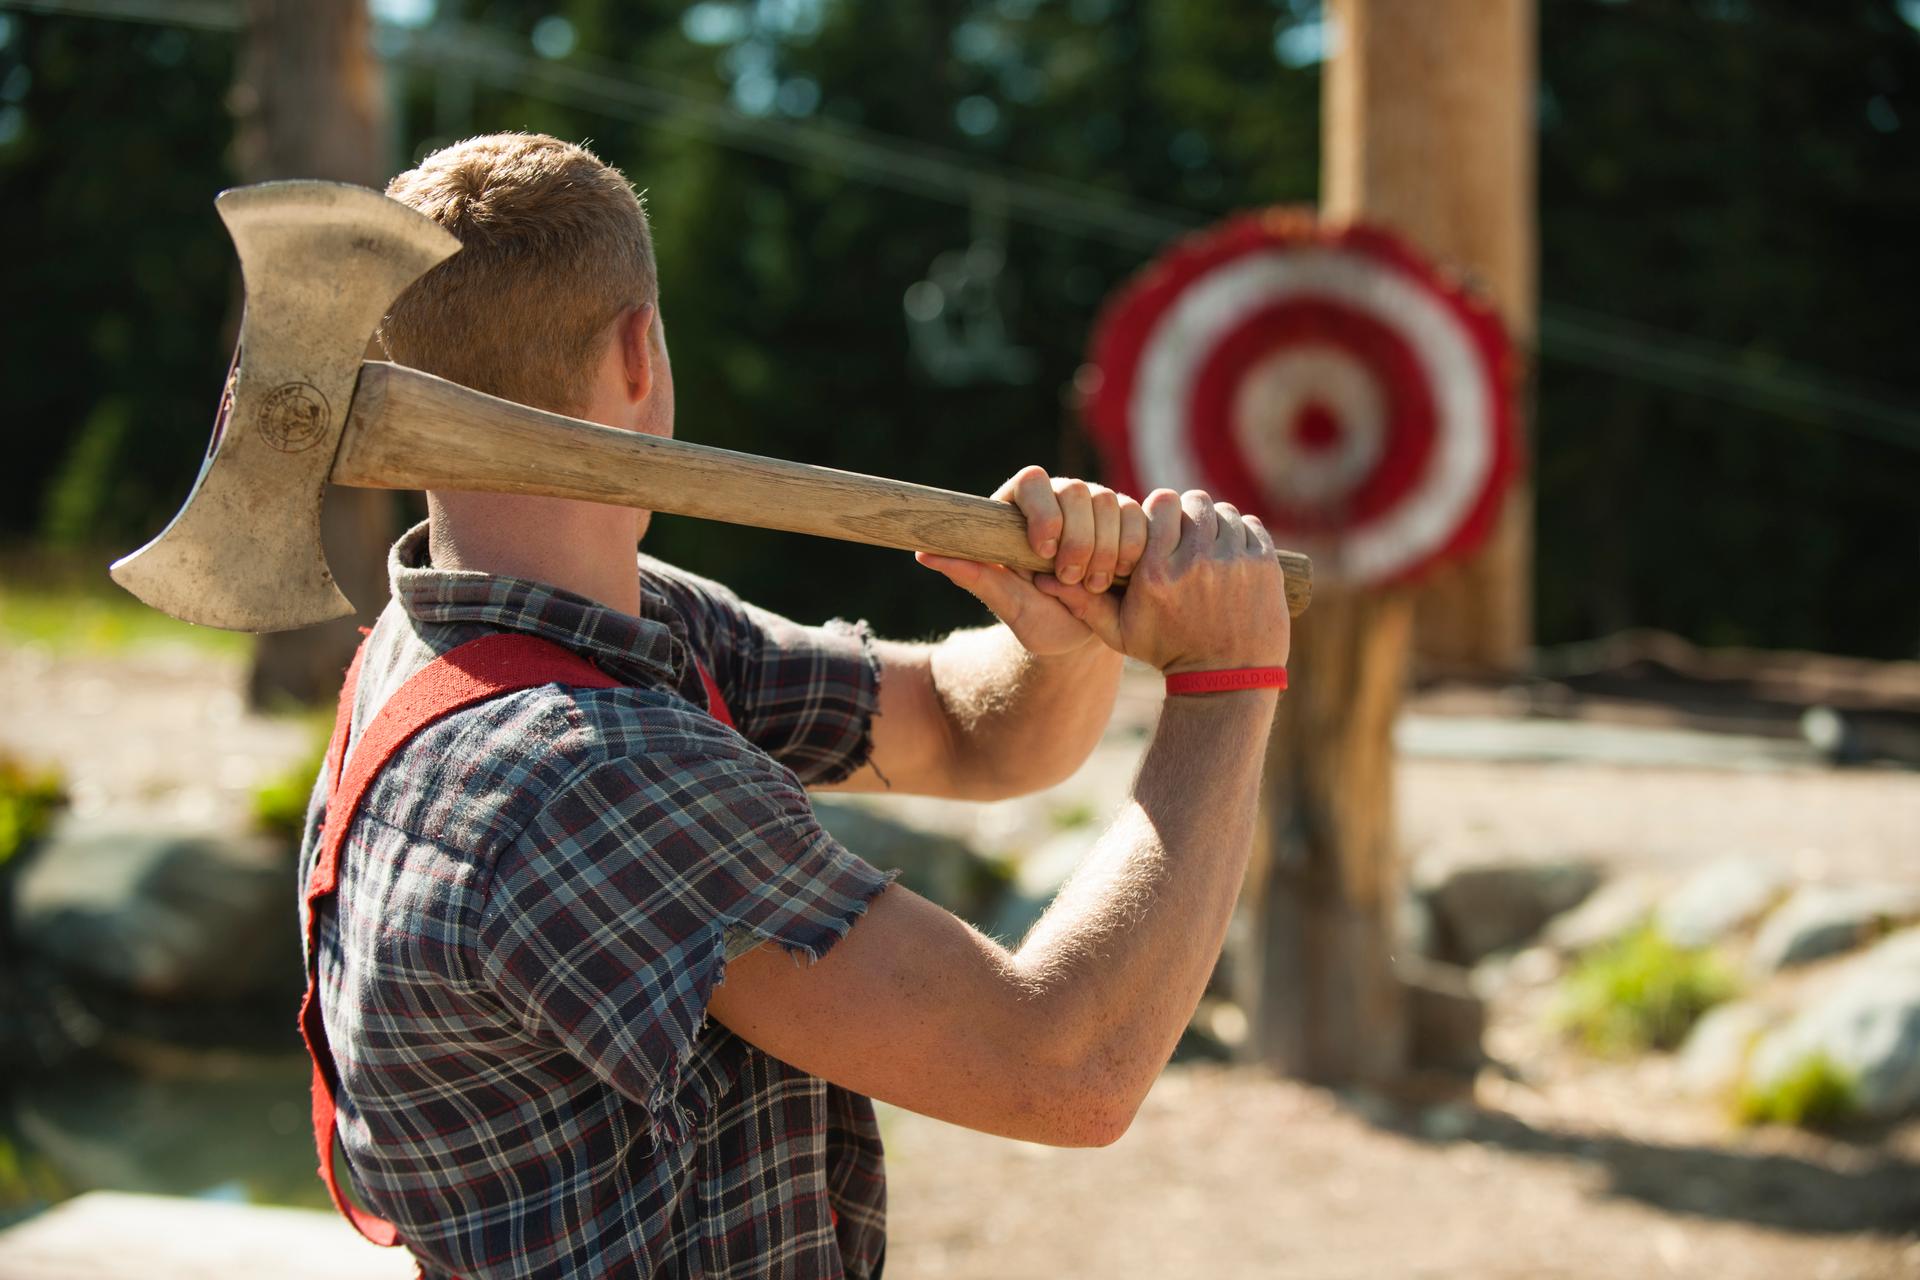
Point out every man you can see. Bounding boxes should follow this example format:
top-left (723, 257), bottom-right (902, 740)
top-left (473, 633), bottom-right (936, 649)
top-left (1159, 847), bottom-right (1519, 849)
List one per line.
top-left (301, 133), bottom-right (1289, 1279)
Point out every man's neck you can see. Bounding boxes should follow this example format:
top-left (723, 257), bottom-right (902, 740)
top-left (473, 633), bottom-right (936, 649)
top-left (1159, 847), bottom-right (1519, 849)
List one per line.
top-left (427, 492), bottom-right (646, 617)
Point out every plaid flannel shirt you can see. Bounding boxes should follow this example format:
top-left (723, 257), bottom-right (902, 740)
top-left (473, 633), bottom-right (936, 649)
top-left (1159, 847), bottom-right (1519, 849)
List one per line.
top-left (297, 522), bottom-right (895, 1279)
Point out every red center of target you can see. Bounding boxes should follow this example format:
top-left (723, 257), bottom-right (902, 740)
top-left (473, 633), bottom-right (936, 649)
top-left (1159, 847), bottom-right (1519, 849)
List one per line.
top-left (1293, 401), bottom-right (1340, 452)
top-left (1186, 297), bottom-right (1437, 535)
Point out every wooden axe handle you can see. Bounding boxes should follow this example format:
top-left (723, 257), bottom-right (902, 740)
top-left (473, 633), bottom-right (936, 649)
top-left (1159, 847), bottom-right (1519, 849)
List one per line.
top-left (337, 362), bottom-right (1313, 617)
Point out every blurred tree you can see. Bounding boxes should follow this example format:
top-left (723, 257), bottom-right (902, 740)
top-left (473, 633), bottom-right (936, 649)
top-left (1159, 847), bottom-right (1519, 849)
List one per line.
top-left (1534, 0), bottom-right (1920, 657)
top-left (236, 0), bottom-right (402, 706)
top-left (1, 0), bottom-right (1915, 658)
top-left (0, 15), bottom-right (236, 556)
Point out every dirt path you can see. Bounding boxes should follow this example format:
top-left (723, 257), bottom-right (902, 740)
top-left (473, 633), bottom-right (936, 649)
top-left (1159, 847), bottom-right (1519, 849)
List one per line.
top-left (881, 1066), bottom-right (1920, 1279)
top-left (8, 641), bottom-right (1920, 1274)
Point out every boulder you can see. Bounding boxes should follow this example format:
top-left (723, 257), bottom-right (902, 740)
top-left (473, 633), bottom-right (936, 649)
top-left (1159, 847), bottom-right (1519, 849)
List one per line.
top-left (1423, 861), bottom-right (1601, 964)
top-left (1748, 884), bottom-right (1920, 975)
top-left (1542, 875), bottom-right (1662, 955)
top-left (1676, 1000), bottom-right (1777, 1097)
top-left (986, 824), bottom-right (1101, 945)
top-left (811, 799), bottom-right (1010, 925)
top-left (1399, 957), bottom-right (1485, 1074)
top-left (1657, 856), bottom-right (1789, 949)
top-left (11, 828), bottom-right (293, 1001)
top-left (1746, 928), bottom-right (1920, 1119)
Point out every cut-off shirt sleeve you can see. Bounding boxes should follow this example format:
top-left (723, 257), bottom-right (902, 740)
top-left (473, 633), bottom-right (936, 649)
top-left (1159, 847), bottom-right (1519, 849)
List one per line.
top-left (641, 558), bottom-right (882, 786)
top-left (474, 722), bottom-right (894, 1145)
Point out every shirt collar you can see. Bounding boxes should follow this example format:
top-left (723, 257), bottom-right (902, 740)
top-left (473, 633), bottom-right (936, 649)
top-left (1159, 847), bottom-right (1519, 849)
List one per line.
top-left (387, 521), bottom-right (688, 688)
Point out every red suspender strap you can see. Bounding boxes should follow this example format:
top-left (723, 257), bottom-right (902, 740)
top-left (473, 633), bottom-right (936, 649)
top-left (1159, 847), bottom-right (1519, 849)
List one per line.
top-left (302, 633), bottom-right (735, 1247)
top-left (301, 633), bottom-right (619, 1247)
top-left (695, 658), bottom-right (736, 730)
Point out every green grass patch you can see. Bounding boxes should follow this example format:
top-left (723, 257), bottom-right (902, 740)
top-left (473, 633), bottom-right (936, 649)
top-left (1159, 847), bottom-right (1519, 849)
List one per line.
top-left (252, 724), bottom-right (330, 842)
top-left (1048, 801), bottom-right (1098, 831)
top-left (0, 553), bottom-right (252, 658)
top-left (0, 755), bottom-right (68, 870)
top-left (1736, 1053), bottom-right (1860, 1129)
top-left (1555, 924), bottom-right (1738, 1054)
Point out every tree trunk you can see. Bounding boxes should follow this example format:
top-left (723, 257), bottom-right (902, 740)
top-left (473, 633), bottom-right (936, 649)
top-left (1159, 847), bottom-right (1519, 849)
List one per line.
top-left (1323, 0), bottom-right (1538, 677)
top-left (234, 0), bottom-right (398, 707)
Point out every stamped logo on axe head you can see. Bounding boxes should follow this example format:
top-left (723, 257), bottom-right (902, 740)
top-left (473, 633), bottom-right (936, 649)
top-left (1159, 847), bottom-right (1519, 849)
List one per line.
top-left (258, 381), bottom-right (332, 453)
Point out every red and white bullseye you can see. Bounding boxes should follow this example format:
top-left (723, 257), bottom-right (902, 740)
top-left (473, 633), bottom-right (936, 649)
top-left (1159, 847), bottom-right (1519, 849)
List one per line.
top-left (1087, 215), bottom-right (1516, 588)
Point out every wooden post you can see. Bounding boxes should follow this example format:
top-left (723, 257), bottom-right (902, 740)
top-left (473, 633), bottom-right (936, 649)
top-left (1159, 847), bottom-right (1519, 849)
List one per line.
top-left (1244, 0), bottom-right (1534, 1081)
top-left (1248, 589), bottom-right (1414, 1081)
top-left (235, 0), bottom-right (399, 706)
top-left (1327, 0), bottom-right (1538, 675)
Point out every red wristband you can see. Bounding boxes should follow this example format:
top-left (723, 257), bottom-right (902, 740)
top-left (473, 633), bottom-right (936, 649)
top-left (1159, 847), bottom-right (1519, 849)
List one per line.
top-left (1164, 666), bottom-right (1288, 696)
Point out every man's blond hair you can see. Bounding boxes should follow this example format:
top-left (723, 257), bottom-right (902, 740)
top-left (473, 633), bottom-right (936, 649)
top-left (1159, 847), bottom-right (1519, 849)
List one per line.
top-left (379, 133), bottom-right (656, 415)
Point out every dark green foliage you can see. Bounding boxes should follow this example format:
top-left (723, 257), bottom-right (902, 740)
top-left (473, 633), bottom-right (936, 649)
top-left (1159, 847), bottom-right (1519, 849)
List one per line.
top-left (2, 1), bottom-right (1915, 653)
top-left (0, 754), bottom-right (66, 869)
top-left (0, 15), bottom-right (237, 552)
top-left (1536, 0), bottom-right (1920, 656)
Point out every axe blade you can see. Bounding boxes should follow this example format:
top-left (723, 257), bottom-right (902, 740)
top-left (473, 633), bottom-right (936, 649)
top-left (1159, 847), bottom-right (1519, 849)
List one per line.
top-left (110, 181), bottom-right (459, 633)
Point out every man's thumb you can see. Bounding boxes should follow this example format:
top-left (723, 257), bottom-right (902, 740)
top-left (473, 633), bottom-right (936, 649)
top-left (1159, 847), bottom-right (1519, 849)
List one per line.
top-left (915, 551), bottom-right (985, 590)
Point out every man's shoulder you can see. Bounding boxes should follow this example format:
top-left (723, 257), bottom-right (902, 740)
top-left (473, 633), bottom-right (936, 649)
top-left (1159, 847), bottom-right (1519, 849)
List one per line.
top-left (376, 679), bottom-right (791, 857)
top-left (428, 677), bottom-right (766, 783)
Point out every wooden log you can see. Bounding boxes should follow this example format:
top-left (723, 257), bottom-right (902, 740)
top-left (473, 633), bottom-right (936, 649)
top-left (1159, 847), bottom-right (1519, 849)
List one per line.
top-left (0, 1191), bottom-right (414, 1280)
top-left (1245, 0), bottom-right (1534, 1081)
top-left (1323, 0), bottom-right (1538, 675)
top-left (1249, 587), bottom-right (1414, 1080)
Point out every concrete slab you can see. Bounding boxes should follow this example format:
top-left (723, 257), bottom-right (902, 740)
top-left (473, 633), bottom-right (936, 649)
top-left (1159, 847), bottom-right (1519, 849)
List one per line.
top-left (0, 1191), bottom-right (415, 1280)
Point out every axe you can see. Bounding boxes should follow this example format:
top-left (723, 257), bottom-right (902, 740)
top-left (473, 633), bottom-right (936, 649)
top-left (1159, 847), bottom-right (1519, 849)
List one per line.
top-left (111, 181), bottom-right (1313, 633)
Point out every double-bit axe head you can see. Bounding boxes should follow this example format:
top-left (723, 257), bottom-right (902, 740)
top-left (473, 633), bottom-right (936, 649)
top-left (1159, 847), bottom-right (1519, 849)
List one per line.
top-left (109, 181), bottom-right (458, 633)
top-left (114, 182), bottom-right (1315, 632)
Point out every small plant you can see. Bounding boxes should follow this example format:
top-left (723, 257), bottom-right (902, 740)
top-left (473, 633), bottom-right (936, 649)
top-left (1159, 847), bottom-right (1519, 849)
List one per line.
top-left (1736, 1053), bottom-right (1860, 1129)
top-left (0, 755), bottom-right (68, 869)
top-left (252, 734), bottom-right (329, 842)
top-left (1555, 924), bottom-right (1737, 1054)
top-left (1048, 801), bottom-right (1098, 831)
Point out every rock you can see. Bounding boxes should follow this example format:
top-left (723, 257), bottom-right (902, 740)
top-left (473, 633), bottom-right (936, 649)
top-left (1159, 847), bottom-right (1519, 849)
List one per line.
top-left (12, 1053), bottom-right (313, 1197)
top-left (1676, 1000), bottom-right (1777, 1097)
top-left (1748, 884), bottom-right (1920, 975)
top-left (1400, 957), bottom-right (1485, 1075)
top-left (1424, 861), bottom-right (1602, 964)
top-left (1543, 875), bottom-right (1662, 955)
top-left (986, 825), bottom-right (1101, 944)
top-left (1657, 856), bottom-right (1789, 949)
top-left (1746, 927), bottom-right (1920, 1119)
top-left (811, 799), bottom-right (1009, 925)
top-left (1417, 1101), bottom-right (1475, 1143)
top-left (1396, 886), bottom-right (1440, 960)
top-left (11, 828), bottom-right (293, 1001)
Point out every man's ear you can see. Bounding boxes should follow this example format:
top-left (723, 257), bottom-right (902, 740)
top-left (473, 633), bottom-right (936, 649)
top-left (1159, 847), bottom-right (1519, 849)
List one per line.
top-left (620, 303), bottom-right (657, 403)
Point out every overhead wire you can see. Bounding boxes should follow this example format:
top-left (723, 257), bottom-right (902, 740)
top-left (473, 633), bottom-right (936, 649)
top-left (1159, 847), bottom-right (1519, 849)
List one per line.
top-left (3, 0), bottom-right (1918, 455)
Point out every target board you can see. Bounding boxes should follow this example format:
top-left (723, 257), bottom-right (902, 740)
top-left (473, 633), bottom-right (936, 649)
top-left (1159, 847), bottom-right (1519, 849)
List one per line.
top-left (1086, 212), bottom-right (1518, 588)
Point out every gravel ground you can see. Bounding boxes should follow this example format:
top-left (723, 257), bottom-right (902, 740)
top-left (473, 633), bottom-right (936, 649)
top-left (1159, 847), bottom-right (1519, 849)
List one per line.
top-left (881, 1066), bottom-right (1920, 1280)
top-left (6, 641), bottom-right (1919, 1277)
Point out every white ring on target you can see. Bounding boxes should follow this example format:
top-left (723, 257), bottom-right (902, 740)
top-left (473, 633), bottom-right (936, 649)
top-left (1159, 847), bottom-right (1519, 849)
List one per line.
top-left (1129, 246), bottom-right (1492, 584)
top-left (1229, 345), bottom-right (1386, 510)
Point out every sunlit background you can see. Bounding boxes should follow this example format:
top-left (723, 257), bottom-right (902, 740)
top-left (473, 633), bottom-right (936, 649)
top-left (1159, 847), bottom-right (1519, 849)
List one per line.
top-left (1, 2), bottom-right (1918, 1276)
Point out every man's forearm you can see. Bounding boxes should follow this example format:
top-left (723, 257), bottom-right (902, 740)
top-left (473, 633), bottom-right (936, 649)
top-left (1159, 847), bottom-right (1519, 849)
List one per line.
top-left (927, 625), bottom-right (1124, 798)
top-left (1010, 690), bottom-right (1277, 1114)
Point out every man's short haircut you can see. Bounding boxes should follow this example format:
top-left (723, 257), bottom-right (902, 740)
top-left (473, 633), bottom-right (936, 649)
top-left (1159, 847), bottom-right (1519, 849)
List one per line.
top-left (380, 133), bottom-right (657, 415)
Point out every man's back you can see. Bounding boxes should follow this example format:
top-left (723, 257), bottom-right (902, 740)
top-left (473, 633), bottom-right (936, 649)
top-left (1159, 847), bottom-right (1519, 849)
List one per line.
top-left (300, 527), bottom-right (891, 1278)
